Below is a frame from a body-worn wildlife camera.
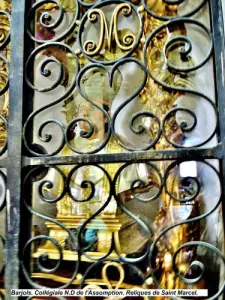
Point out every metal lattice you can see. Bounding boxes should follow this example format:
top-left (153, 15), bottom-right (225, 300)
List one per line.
top-left (0, 0), bottom-right (224, 299)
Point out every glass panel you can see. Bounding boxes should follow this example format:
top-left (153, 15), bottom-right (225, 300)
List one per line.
top-left (23, 0), bottom-right (217, 156)
top-left (24, 159), bottom-right (224, 297)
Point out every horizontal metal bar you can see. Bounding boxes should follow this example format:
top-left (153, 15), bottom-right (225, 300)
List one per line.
top-left (22, 144), bottom-right (224, 166)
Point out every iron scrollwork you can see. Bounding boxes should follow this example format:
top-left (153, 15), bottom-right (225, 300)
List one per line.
top-left (22, 158), bottom-right (225, 298)
top-left (26, 0), bottom-right (79, 43)
top-left (21, 0), bottom-right (225, 298)
top-left (23, 0), bottom-right (219, 155)
top-left (24, 42), bottom-right (80, 156)
top-left (22, 166), bottom-right (79, 289)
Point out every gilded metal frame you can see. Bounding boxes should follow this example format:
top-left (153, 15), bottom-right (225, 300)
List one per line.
top-left (0, 0), bottom-right (224, 298)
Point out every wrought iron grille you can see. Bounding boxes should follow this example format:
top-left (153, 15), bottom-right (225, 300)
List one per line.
top-left (0, 0), bottom-right (224, 299)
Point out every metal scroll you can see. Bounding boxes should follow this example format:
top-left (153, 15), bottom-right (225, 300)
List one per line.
top-left (15, 0), bottom-right (225, 299)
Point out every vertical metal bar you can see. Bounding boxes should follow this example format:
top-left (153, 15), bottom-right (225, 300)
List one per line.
top-left (210, 0), bottom-right (225, 208)
top-left (210, 6), bottom-right (225, 298)
top-left (210, 0), bottom-right (225, 145)
top-left (5, 0), bottom-right (26, 297)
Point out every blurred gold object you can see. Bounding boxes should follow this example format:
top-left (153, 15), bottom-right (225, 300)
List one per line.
top-left (32, 262), bottom-right (148, 295)
top-left (81, 262), bottom-right (148, 300)
top-left (0, 0), bottom-right (11, 12)
top-left (33, 216), bottom-right (123, 261)
top-left (0, 0), bottom-right (10, 148)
